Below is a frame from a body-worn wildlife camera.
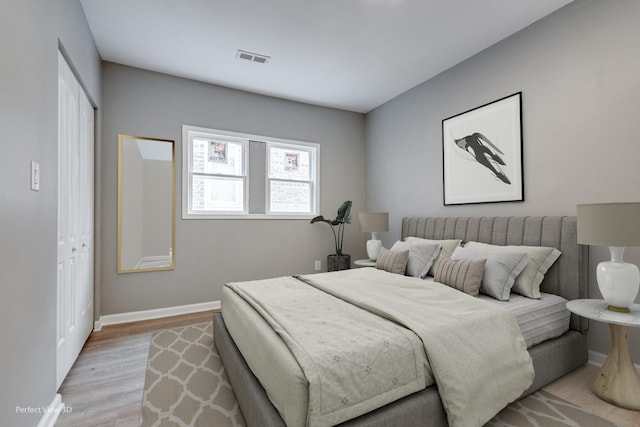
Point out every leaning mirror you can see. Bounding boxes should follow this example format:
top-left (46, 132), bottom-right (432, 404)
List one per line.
top-left (118, 135), bottom-right (175, 273)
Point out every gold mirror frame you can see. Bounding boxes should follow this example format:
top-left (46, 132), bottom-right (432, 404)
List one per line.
top-left (117, 135), bottom-right (175, 273)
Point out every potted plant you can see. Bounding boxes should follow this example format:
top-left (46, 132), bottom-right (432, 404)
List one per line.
top-left (311, 201), bottom-right (352, 271)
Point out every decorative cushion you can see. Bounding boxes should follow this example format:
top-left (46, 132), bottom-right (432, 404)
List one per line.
top-left (463, 242), bottom-right (562, 299)
top-left (433, 256), bottom-right (486, 296)
top-left (451, 247), bottom-right (529, 301)
top-left (390, 241), bottom-right (441, 278)
top-left (375, 247), bottom-right (410, 275)
top-left (404, 237), bottom-right (462, 276)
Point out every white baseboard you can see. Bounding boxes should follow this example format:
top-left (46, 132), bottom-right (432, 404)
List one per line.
top-left (37, 393), bottom-right (63, 427)
top-left (589, 349), bottom-right (640, 371)
top-left (588, 350), bottom-right (607, 367)
top-left (93, 300), bottom-right (220, 331)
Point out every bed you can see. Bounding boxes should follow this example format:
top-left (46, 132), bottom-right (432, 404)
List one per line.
top-left (213, 216), bottom-right (589, 427)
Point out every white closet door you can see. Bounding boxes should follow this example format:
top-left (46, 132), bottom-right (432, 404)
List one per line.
top-left (57, 52), bottom-right (94, 389)
top-left (77, 85), bottom-right (94, 349)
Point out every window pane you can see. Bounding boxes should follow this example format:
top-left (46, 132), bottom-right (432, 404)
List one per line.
top-left (192, 138), bottom-right (244, 176)
top-left (268, 146), bottom-right (311, 181)
top-left (269, 180), bottom-right (311, 213)
top-left (191, 175), bottom-right (245, 212)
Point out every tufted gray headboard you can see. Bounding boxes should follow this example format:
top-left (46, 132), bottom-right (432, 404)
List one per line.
top-left (401, 216), bottom-right (589, 333)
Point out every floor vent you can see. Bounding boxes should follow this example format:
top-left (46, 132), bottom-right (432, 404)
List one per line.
top-left (236, 50), bottom-right (270, 64)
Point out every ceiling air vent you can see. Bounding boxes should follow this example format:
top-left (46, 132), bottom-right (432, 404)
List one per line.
top-left (236, 50), bottom-right (270, 64)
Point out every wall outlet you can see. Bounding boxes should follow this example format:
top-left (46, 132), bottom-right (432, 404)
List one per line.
top-left (314, 260), bottom-right (321, 271)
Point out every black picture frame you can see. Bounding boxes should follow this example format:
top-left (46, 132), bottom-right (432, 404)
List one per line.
top-left (442, 92), bottom-right (524, 206)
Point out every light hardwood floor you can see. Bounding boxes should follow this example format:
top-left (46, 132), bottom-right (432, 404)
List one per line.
top-left (55, 311), bottom-right (214, 427)
top-left (55, 312), bottom-right (640, 427)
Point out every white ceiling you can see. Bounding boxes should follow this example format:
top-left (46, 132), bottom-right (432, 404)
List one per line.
top-left (81, 0), bottom-right (573, 113)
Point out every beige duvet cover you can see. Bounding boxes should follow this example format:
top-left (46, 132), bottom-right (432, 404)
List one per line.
top-left (225, 268), bottom-right (534, 427)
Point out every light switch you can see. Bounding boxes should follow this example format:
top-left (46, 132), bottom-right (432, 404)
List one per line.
top-left (30, 161), bottom-right (40, 191)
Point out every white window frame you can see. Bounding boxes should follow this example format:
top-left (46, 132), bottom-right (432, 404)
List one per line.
top-left (182, 125), bottom-right (320, 219)
top-left (266, 141), bottom-right (318, 216)
top-left (182, 125), bottom-right (249, 218)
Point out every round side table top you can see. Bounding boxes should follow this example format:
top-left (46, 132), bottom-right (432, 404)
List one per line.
top-left (354, 259), bottom-right (376, 267)
top-left (566, 299), bottom-right (640, 328)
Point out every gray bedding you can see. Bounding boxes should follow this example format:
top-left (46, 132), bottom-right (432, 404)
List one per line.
top-left (216, 216), bottom-right (589, 427)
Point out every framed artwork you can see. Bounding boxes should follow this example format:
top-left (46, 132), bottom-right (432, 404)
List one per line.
top-left (442, 92), bottom-right (523, 206)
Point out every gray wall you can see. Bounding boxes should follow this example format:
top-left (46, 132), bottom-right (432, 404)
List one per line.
top-left (366, 0), bottom-right (640, 363)
top-left (101, 62), bottom-right (367, 315)
top-left (0, 0), bottom-right (101, 425)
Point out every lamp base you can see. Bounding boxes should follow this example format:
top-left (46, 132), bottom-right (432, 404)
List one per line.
top-left (607, 305), bottom-right (631, 313)
top-left (366, 239), bottom-right (382, 261)
top-left (597, 247), bottom-right (639, 312)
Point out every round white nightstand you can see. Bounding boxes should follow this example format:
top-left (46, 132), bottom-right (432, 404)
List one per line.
top-left (566, 299), bottom-right (640, 410)
top-left (354, 259), bottom-right (376, 267)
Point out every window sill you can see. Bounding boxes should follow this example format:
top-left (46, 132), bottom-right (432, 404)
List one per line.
top-left (181, 213), bottom-right (316, 220)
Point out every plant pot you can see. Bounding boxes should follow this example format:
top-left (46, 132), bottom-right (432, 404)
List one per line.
top-left (327, 254), bottom-right (351, 272)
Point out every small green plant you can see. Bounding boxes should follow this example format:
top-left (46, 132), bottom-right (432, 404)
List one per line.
top-left (310, 201), bottom-right (352, 256)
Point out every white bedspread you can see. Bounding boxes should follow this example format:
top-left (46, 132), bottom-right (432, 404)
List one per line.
top-left (226, 274), bottom-right (427, 427)
top-left (227, 268), bottom-right (534, 427)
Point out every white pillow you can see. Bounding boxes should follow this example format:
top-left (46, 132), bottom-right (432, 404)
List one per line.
top-left (391, 240), bottom-right (441, 279)
top-left (404, 237), bottom-right (462, 276)
top-left (463, 241), bottom-right (562, 299)
top-left (451, 246), bottom-right (529, 301)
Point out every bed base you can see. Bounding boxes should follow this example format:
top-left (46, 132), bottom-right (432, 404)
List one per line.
top-left (214, 312), bottom-right (587, 427)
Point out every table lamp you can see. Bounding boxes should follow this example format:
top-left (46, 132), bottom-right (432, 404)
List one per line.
top-left (577, 202), bottom-right (640, 312)
top-left (358, 212), bottom-right (389, 261)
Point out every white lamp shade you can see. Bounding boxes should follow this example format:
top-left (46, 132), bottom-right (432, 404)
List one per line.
top-left (359, 212), bottom-right (389, 233)
top-left (577, 202), bottom-right (640, 247)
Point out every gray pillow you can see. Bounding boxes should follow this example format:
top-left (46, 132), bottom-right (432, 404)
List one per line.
top-left (463, 242), bottom-right (562, 299)
top-left (390, 241), bottom-right (441, 278)
top-left (375, 247), bottom-right (410, 275)
top-left (451, 247), bottom-right (529, 301)
top-left (404, 237), bottom-right (462, 276)
top-left (433, 257), bottom-right (486, 297)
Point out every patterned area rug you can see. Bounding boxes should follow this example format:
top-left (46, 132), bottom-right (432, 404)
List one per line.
top-left (488, 389), bottom-right (619, 427)
top-left (140, 323), bottom-right (244, 427)
top-left (140, 322), bottom-right (618, 427)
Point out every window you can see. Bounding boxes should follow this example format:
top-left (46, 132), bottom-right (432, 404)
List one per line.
top-left (267, 143), bottom-right (316, 214)
top-left (183, 125), bottom-right (319, 219)
top-left (186, 130), bottom-right (248, 215)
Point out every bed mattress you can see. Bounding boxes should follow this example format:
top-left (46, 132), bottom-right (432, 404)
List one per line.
top-left (221, 277), bottom-right (568, 427)
top-left (479, 292), bottom-right (570, 348)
